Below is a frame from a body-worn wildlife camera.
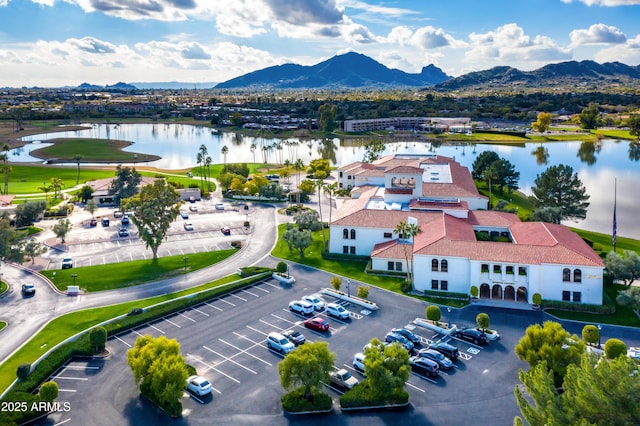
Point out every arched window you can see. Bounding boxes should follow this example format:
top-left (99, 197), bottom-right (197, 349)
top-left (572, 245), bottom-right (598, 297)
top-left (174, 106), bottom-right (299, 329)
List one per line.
top-left (562, 268), bottom-right (571, 282)
top-left (343, 229), bottom-right (349, 239)
top-left (431, 259), bottom-right (439, 272)
top-left (441, 259), bottom-right (448, 272)
top-left (350, 229), bottom-right (356, 239)
top-left (573, 269), bottom-right (582, 283)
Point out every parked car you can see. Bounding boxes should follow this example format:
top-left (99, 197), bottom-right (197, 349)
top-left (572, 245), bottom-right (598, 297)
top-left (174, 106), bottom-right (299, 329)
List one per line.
top-left (329, 369), bottom-right (359, 389)
top-left (304, 317), bottom-right (330, 332)
top-left (184, 222), bottom-right (194, 231)
top-left (353, 352), bottom-right (366, 373)
top-left (409, 356), bottom-right (440, 378)
top-left (181, 212), bottom-right (189, 219)
top-left (266, 332), bottom-right (295, 354)
top-left (301, 295), bottom-right (325, 311)
top-left (326, 302), bottom-right (350, 320)
top-left (416, 348), bottom-right (454, 370)
top-left (186, 375), bottom-right (213, 396)
top-left (282, 329), bottom-right (306, 346)
top-left (21, 284), bottom-right (36, 297)
top-left (476, 327), bottom-right (500, 340)
top-left (220, 227), bottom-right (231, 235)
top-left (189, 205), bottom-right (198, 212)
top-left (121, 215), bottom-right (130, 225)
top-left (118, 228), bottom-right (129, 237)
top-left (61, 257), bottom-right (73, 269)
top-left (385, 332), bottom-right (415, 352)
top-left (101, 217), bottom-right (110, 227)
top-left (288, 300), bottom-right (314, 316)
top-left (391, 327), bottom-right (421, 344)
top-left (215, 203), bottom-right (225, 210)
top-left (89, 218), bottom-right (97, 227)
top-left (455, 328), bottom-right (488, 345)
top-left (430, 341), bottom-right (460, 362)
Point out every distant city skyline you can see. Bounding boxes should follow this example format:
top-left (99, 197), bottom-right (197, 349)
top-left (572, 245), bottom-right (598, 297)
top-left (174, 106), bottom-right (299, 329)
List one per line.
top-left (1, 0), bottom-right (639, 88)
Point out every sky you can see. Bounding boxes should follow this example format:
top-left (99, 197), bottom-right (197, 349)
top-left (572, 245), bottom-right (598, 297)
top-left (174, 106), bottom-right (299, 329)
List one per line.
top-left (1, 0), bottom-right (640, 88)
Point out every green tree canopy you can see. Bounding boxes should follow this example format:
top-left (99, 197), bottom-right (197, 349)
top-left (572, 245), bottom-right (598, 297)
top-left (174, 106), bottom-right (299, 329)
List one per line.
top-left (514, 321), bottom-right (585, 386)
top-left (293, 209), bottom-right (319, 230)
top-left (318, 103), bottom-right (337, 133)
top-left (471, 150), bottom-right (500, 180)
top-left (109, 165), bottom-right (142, 205)
top-left (426, 305), bottom-right (441, 322)
top-left (89, 326), bottom-right (107, 354)
top-left (627, 114), bottom-right (640, 140)
top-left (531, 164), bottom-right (590, 222)
top-left (362, 338), bottom-right (410, 398)
top-left (581, 324), bottom-right (599, 346)
top-left (282, 223), bottom-right (313, 258)
top-left (0, 219), bottom-right (24, 263)
top-left (605, 250), bottom-right (640, 285)
top-left (84, 199), bottom-right (98, 217)
top-left (77, 185), bottom-right (94, 203)
top-left (39, 381), bottom-right (59, 402)
top-left (616, 286), bottom-right (640, 320)
top-left (603, 338), bottom-right (627, 359)
top-left (52, 218), bottom-right (72, 244)
top-left (363, 139), bottom-right (386, 163)
top-left (531, 112), bottom-right (552, 133)
top-left (122, 179), bottom-right (180, 259)
top-left (278, 341), bottom-right (335, 400)
top-left (579, 103), bottom-right (601, 130)
top-left (23, 238), bottom-right (46, 265)
top-left (15, 200), bottom-right (46, 227)
top-left (476, 313), bottom-right (490, 331)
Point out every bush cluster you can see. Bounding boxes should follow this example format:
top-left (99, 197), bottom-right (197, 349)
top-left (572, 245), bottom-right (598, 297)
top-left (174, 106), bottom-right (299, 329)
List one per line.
top-left (339, 380), bottom-right (408, 408)
top-left (281, 387), bottom-right (332, 412)
top-left (541, 299), bottom-right (613, 314)
top-left (237, 266), bottom-right (273, 278)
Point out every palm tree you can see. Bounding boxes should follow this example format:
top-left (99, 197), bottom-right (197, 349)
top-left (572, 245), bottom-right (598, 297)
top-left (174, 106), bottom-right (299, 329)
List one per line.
top-left (198, 144), bottom-right (208, 193)
top-left (50, 177), bottom-right (65, 200)
top-left (204, 155), bottom-right (212, 191)
top-left (38, 182), bottom-right (51, 203)
top-left (1, 143), bottom-right (11, 195)
top-left (196, 151), bottom-right (204, 193)
top-left (323, 182), bottom-right (338, 225)
top-left (294, 159), bottom-right (304, 204)
top-left (73, 154), bottom-right (83, 185)
top-left (393, 220), bottom-right (422, 291)
top-left (250, 143), bottom-right (257, 167)
top-left (221, 145), bottom-right (229, 164)
top-left (314, 177), bottom-right (326, 250)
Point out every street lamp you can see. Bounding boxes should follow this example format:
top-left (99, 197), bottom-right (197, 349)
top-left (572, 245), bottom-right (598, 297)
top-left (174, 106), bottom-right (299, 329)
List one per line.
top-left (346, 279), bottom-right (351, 298)
top-left (447, 307), bottom-right (452, 329)
top-left (287, 263), bottom-right (290, 279)
top-left (183, 257), bottom-right (188, 273)
top-left (71, 274), bottom-right (77, 286)
top-left (597, 324), bottom-right (602, 348)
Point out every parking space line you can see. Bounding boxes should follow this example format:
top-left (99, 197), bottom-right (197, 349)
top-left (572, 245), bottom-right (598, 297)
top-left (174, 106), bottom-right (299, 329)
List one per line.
top-left (187, 353), bottom-right (239, 385)
top-left (179, 312), bottom-right (197, 322)
top-left (63, 366), bottom-right (100, 370)
top-left (202, 346), bottom-right (257, 374)
top-left (252, 285), bottom-right (270, 293)
top-left (132, 329), bottom-right (144, 337)
top-left (191, 307), bottom-right (210, 317)
top-left (259, 318), bottom-right (287, 329)
top-left (204, 301), bottom-right (224, 311)
top-left (410, 372), bottom-right (437, 385)
top-left (58, 389), bottom-right (77, 393)
top-left (229, 293), bottom-right (247, 302)
top-left (245, 325), bottom-right (269, 337)
top-left (263, 281), bottom-right (280, 289)
top-left (241, 289), bottom-right (260, 298)
top-left (52, 376), bottom-right (89, 381)
top-left (113, 335), bottom-right (132, 347)
top-left (164, 318), bottom-right (182, 328)
top-left (217, 297), bottom-right (236, 307)
top-left (219, 338), bottom-right (272, 366)
top-left (406, 381), bottom-right (427, 392)
top-left (146, 323), bottom-right (165, 334)
top-left (54, 418), bottom-right (72, 424)
top-left (270, 313), bottom-right (299, 325)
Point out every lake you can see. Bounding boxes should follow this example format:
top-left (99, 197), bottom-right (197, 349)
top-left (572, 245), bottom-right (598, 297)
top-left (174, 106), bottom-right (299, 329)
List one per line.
top-left (12, 123), bottom-right (640, 240)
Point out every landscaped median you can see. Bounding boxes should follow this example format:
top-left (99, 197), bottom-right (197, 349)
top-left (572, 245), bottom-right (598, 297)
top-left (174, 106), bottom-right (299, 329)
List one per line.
top-left (0, 268), bottom-right (273, 425)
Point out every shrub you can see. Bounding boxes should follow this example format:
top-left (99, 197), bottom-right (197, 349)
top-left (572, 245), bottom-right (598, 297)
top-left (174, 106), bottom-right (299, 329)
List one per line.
top-left (17, 363), bottom-right (31, 381)
top-left (230, 240), bottom-right (242, 249)
top-left (604, 338), bottom-right (627, 359)
top-left (470, 285), bottom-right (479, 298)
top-left (400, 280), bottom-right (412, 293)
top-left (128, 307), bottom-right (144, 316)
top-left (357, 285), bottom-right (370, 299)
top-left (331, 276), bottom-right (342, 291)
top-left (339, 379), bottom-right (408, 408)
top-left (39, 381), bottom-right (59, 402)
top-left (476, 313), bottom-right (490, 331)
top-left (426, 305), bottom-right (441, 322)
top-left (89, 326), bottom-right (107, 354)
top-left (276, 262), bottom-right (288, 274)
top-left (532, 293), bottom-right (542, 305)
top-left (281, 387), bottom-right (332, 412)
top-left (581, 325), bottom-right (599, 345)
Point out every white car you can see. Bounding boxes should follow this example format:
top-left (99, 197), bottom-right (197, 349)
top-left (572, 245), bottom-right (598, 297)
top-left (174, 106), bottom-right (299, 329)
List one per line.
top-left (353, 352), bottom-right (366, 373)
top-left (288, 300), bottom-right (314, 316)
top-left (186, 375), bottom-right (213, 396)
top-left (302, 295), bottom-right (325, 311)
top-left (215, 203), bottom-right (225, 210)
top-left (326, 302), bottom-right (350, 320)
top-left (61, 257), bottom-right (73, 269)
top-left (266, 332), bottom-right (295, 354)
top-left (184, 222), bottom-right (194, 231)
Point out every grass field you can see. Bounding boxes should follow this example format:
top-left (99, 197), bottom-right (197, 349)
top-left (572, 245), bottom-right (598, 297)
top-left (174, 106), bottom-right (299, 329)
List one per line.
top-left (40, 249), bottom-right (238, 292)
top-left (29, 138), bottom-right (160, 163)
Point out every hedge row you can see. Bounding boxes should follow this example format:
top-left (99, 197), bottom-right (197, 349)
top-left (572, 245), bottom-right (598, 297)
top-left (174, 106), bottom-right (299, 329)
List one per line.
top-left (541, 299), bottom-right (614, 314)
top-left (281, 387), bottom-right (332, 412)
top-left (339, 380), bottom-right (408, 408)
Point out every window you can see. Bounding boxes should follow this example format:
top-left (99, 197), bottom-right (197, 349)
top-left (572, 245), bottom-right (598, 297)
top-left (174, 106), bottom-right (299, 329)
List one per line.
top-left (387, 261), bottom-right (395, 271)
top-left (383, 232), bottom-right (392, 238)
top-left (343, 229), bottom-right (349, 239)
top-left (343, 246), bottom-right (349, 254)
top-left (347, 175), bottom-right (352, 180)
top-left (440, 280), bottom-right (448, 291)
top-left (350, 229), bottom-right (356, 240)
top-left (339, 183), bottom-right (343, 189)
top-left (441, 259), bottom-right (448, 272)
top-left (350, 246), bottom-right (356, 255)
top-left (518, 267), bottom-right (527, 276)
top-left (481, 264), bottom-right (489, 273)
top-left (431, 259), bottom-right (439, 272)
top-left (562, 291), bottom-right (571, 301)
top-left (493, 265), bottom-right (501, 274)
top-left (431, 280), bottom-right (438, 290)
top-left (396, 262), bottom-right (402, 271)
top-left (506, 266), bottom-right (514, 274)
top-left (339, 171), bottom-right (343, 178)
top-left (562, 268), bottom-right (571, 282)
top-left (573, 269), bottom-right (582, 283)
top-left (572, 292), bottom-right (581, 302)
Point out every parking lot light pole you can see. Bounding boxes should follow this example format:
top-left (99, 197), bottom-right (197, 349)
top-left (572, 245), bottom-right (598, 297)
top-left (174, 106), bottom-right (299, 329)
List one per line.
top-left (347, 279), bottom-right (351, 298)
top-left (183, 257), bottom-right (188, 273)
top-left (597, 324), bottom-right (602, 348)
top-left (71, 274), bottom-right (77, 287)
top-left (447, 307), bottom-right (451, 329)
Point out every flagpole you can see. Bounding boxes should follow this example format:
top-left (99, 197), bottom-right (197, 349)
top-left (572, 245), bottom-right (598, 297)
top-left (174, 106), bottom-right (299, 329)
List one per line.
top-left (612, 178), bottom-right (617, 252)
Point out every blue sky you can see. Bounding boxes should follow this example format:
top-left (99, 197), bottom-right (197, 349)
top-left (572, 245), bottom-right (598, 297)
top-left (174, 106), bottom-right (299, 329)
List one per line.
top-left (1, 0), bottom-right (639, 87)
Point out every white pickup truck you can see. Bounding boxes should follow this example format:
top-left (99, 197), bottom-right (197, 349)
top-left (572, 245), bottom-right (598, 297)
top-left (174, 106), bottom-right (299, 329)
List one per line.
top-left (329, 368), bottom-right (359, 389)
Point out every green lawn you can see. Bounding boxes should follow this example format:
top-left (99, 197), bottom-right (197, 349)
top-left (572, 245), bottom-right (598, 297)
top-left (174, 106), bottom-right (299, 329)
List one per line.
top-left (0, 280), bottom-right (7, 295)
top-left (29, 138), bottom-right (160, 163)
top-left (40, 249), bottom-right (238, 292)
top-left (571, 228), bottom-right (640, 257)
top-left (7, 165), bottom-right (116, 194)
top-left (0, 321), bottom-right (6, 332)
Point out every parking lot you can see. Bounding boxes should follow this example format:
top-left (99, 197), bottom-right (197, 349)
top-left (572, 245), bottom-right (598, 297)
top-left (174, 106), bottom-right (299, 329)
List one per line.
top-left (37, 272), bottom-right (531, 426)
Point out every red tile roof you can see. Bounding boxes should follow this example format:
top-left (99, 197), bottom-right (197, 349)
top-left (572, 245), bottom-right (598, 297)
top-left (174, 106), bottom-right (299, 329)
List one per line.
top-left (371, 240), bottom-right (413, 260)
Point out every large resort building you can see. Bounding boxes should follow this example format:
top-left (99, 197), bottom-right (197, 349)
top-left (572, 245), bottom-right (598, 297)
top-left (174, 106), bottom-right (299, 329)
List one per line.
top-left (329, 154), bottom-right (604, 306)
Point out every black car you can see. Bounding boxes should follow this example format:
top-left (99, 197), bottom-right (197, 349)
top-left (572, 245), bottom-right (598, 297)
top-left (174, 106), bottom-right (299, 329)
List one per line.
top-left (430, 341), bottom-right (460, 362)
top-left (409, 356), bottom-right (439, 378)
top-left (391, 327), bottom-right (421, 344)
top-left (118, 228), bottom-right (130, 237)
top-left (455, 328), bottom-right (487, 345)
top-left (101, 218), bottom-right (110, 227)
top-left (282, 329), bottom-right (306, 346)
top-left (416, 348), bottom-right (454, 370)
top-left (384, 332), bottom-right (414, 352)
top-left (121, 215), bottom-right (130, 225)
top-left (21, 284), bottom-right (36, 297)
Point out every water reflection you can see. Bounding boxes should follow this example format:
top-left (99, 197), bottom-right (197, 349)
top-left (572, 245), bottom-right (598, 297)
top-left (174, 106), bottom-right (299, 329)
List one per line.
top-left (12, 123), bottom-right (640, 239)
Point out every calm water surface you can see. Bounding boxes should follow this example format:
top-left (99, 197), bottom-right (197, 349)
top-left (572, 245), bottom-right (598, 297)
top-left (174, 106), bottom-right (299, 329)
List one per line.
top-left (13, 123), bottom-right (640, 240)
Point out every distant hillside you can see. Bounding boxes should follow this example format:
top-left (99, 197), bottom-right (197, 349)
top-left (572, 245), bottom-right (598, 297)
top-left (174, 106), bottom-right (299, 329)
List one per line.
top-left (77, 82), bottom-right (137, 91)
top-left (215, 52), bottom-right (451, 89)
top-left (130, 82), bottom-right (218, 90)
top-left (433, 60), bottom-right (640, 91)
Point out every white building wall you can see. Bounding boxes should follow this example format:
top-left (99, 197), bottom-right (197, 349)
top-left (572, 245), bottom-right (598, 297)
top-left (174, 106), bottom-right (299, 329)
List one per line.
top-left (413, 255), bottom-right (470, 293)
top-left (537, 265), bottom-right (603, 305)
top-left (371, 257), bottom-right (408, 273)
top-left (328, 225), bottom-right (395, 256)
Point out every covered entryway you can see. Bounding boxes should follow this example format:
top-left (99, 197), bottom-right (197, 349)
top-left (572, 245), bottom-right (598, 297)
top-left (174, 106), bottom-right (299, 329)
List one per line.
top-left (491, 284), bottom-right (503, 300)
top-left (517, 286), bottom-right (528, 302)
top-left (480, 283), bottom-right (491, 299)
top-left (504, 285), bottom-right (515, 301)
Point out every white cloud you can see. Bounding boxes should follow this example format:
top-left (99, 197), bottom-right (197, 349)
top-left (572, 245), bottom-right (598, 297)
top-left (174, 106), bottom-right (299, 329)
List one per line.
top-left (570, 24), bottom-right (626, 46)
top-left (383, 25), bottom-right (464, 50)
top-left (561, 0), bottom-right (640, 6)
top-left (594, 34), bottom-right (640, 63)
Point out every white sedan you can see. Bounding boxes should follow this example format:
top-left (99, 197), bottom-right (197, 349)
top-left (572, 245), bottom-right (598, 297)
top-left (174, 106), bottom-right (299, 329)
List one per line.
top-left (288, 300), bottom-right (314, 316)
top-left (302, 295), bottom-right (325, 311)
top-left (186, 375), bottom-right (213, 396)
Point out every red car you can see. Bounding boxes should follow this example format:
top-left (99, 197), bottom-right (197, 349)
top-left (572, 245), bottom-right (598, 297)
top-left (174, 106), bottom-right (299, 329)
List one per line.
top-left (304, 317), bottom-right (329, 332)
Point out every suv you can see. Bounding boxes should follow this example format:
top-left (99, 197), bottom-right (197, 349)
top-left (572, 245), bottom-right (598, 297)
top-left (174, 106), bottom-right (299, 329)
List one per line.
top-left (266, 332), bottom-right (295, 354)
top-left (385, 332), bottom-right (415, 352)
top-left (326, 303), bottom-right (350, 320)
top-left (61, 257), bottom-right (73, 269)
top-left (391, 327), bottom-right (421, 344)
top-left (416, 348), bottom-right (453, 370)
top-left (409, 356), bottom-right (440, 378)
top-left (288, 300), bottom-right (314, 316)
top-left (430, 341), bottom-right (459, 362)
top-left (353, 352), bottom-right (366, 373)
top-left (455, 328), bottom-right (488, 345)
top-left (101, 217), bottom-right (110, 227)
top-left (21, 284), bottom-right (36, 297)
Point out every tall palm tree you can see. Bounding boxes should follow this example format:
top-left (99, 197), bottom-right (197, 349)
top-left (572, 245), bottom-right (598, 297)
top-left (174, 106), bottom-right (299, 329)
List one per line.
top-left (314, 177), bottom-right (326, 250)
top-left (393, 220), bottom-right (422, 291)
top-left (294, 159), bottom-right (304, 204)
top-left (323, 182), bottom-right (338, 225)
top-left (250, 143), bottom-right (257, 168)
top-left (204, 155), bottom-right (212, 191)
top-left (50, 177), bottom-right (65, 200)
top-left (196, 151), bottom-right (204, 193)
top-left (1, 143), bottom-right (11, 195)
top-left (73, 154), bottom-right (83, 185)
top-left (221, 145), bottom-right (229, 164)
